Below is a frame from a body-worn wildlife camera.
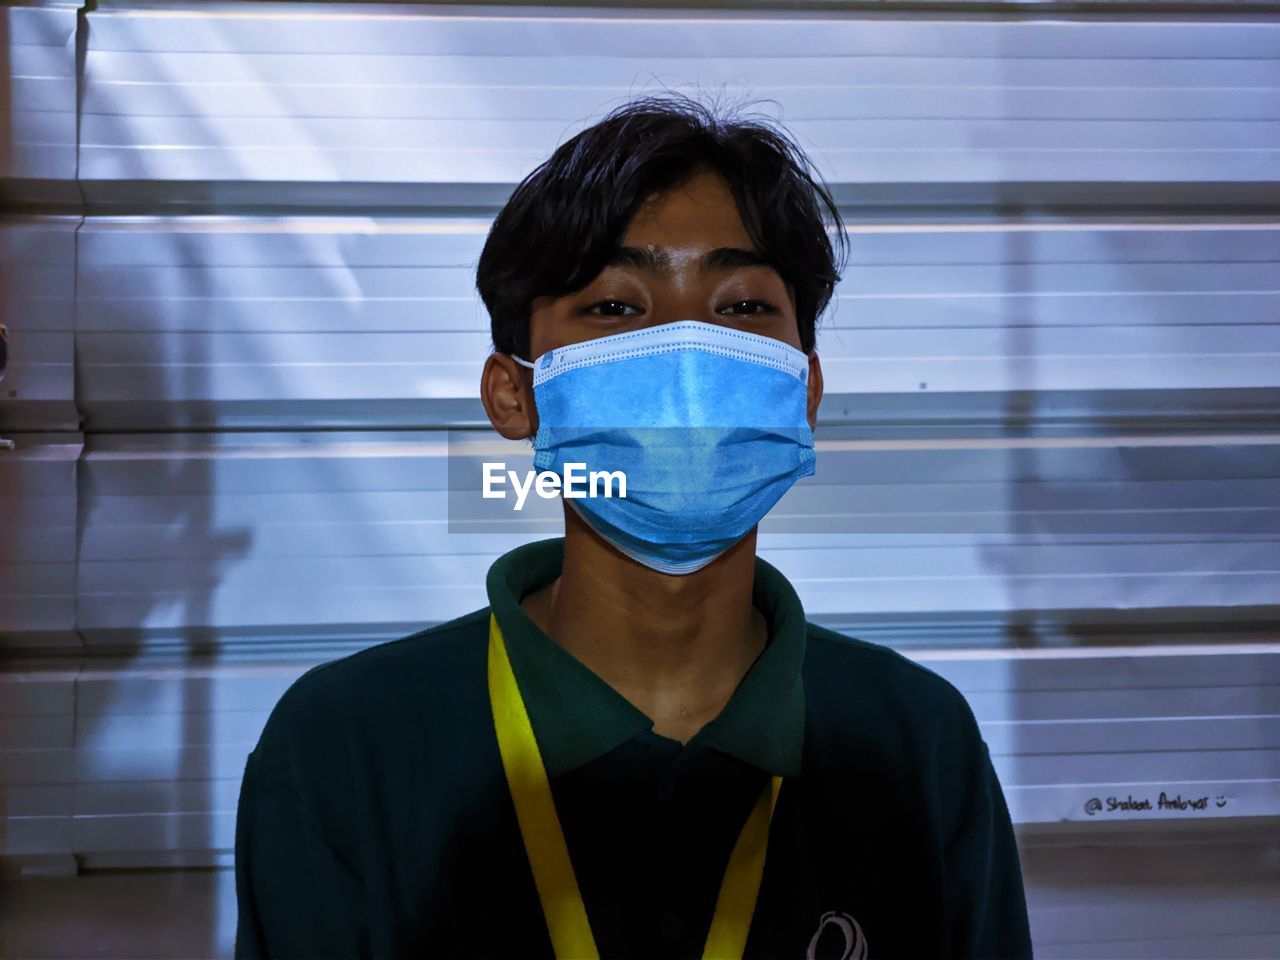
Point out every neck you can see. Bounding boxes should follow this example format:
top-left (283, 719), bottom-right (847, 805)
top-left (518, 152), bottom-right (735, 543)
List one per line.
top-left (519, 506), bottom-right (767, 744)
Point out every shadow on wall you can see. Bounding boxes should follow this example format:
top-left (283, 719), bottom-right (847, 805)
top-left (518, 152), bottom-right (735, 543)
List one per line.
top-left (30, 11), bottom-right (516, 958)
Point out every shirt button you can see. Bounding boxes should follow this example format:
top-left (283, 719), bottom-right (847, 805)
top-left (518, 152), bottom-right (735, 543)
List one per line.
top-left (659, 911), bottom-right (684, 940)
top-left (656, 781), bottom-right (676, 804)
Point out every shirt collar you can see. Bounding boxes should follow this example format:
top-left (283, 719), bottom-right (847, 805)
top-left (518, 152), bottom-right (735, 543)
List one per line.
top-left (485, 537), bottom-right (806, 780)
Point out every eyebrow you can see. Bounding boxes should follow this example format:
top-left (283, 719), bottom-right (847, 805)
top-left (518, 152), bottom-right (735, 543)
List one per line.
top-left (604, 245), bottom-right (775, 275)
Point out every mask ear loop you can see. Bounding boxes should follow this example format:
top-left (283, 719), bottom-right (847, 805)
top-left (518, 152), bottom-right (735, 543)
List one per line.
top-left (508, 355), bottom-right (540, 451)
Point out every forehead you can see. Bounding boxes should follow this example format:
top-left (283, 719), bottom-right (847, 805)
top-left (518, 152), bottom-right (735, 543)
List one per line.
top-left (621, 169), bottom-right (754, 247)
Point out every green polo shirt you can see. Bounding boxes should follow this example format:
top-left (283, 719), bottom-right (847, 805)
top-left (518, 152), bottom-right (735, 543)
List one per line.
top-left (489, 538), bottom-right (806, 782)
top-left (234, 538), bottom-right (1032, 959)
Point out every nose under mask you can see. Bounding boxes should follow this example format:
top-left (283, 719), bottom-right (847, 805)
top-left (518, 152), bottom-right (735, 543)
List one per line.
top-left (511, 321), bottom-right (815, 575)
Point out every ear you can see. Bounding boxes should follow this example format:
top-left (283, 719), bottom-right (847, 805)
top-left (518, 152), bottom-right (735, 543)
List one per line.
top-left (806, 351), bottom-right (824, 429)
top-left (481, 352), bottom-right (538, 440)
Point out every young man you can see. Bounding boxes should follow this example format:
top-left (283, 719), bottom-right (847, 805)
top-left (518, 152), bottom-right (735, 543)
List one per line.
top-left (234, 96), bottom-right (1033, 959)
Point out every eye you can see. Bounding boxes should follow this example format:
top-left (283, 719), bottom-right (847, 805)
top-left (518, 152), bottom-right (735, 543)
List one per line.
top-left (718, 299), bottom-right (779, 316)
top-left (585, 299), bottom-right (642, 317)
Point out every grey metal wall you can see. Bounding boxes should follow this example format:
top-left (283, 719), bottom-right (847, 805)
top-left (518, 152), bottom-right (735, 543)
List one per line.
top-left (2, 2), bottom-right (1278, 958)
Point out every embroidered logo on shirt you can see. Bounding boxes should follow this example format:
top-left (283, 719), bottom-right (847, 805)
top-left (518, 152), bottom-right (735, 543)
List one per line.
top-left (806, 909), bottom-right (868, 959)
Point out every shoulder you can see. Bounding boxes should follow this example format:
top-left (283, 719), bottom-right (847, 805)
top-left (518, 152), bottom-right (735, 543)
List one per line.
top-left (805, 622), bottom-right (975, 722)
top-left (250, 608), bottom-right (491, 785)
top-left (283, 607), bottom-right (488, 700)
top-left (802, 622), bottom-right (987, 771)
top-left (271, 607), bottom-right (488, 721)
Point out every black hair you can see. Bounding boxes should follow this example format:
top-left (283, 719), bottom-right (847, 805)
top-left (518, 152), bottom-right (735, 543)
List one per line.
top-left (476, 94), bottom-right (847, 358)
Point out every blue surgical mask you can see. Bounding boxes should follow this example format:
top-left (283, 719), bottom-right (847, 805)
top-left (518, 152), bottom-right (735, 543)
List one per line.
top-left (512, 321), bottom-right (815, 575)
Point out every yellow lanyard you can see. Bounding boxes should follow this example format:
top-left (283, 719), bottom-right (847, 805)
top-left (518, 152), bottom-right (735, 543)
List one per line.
top-left (488, 614), bottom-right (782, 959)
